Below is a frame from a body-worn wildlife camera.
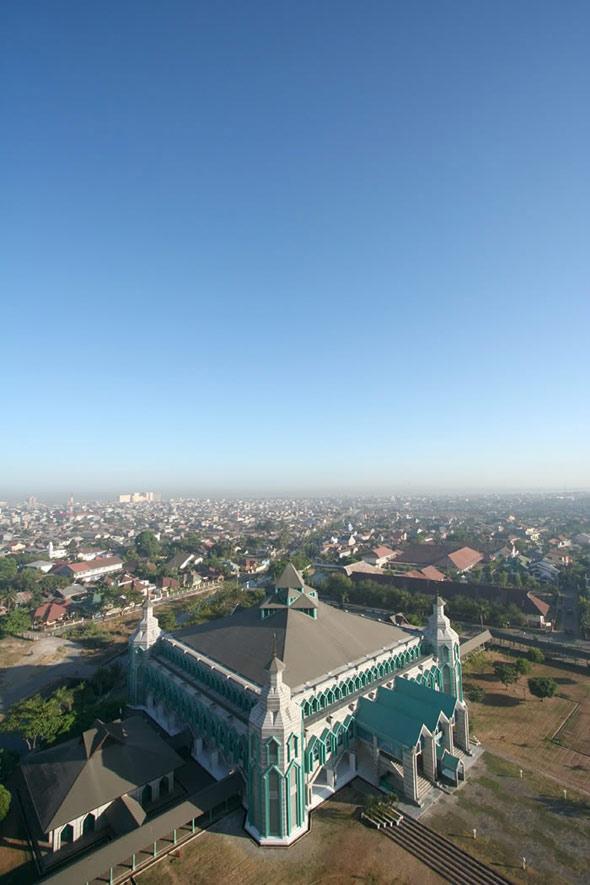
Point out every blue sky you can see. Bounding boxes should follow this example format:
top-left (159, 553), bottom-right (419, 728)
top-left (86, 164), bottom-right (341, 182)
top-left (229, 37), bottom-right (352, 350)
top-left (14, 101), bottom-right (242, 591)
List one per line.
top-left (1, 1), bottom-right (589, 497)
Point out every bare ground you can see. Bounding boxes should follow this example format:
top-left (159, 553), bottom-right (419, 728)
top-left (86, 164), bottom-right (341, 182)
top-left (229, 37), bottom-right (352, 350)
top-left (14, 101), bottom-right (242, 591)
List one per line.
top-left (463, 651), bottom-right (590, 794)
top-left (138, 784), bottom-right (443, 885)
top-left (425, 752), bottom-right (590, 885)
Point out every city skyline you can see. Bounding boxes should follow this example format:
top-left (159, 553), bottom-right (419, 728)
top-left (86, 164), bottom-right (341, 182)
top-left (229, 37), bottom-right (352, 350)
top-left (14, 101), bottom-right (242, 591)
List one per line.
top-left (2, 1), bottom-right (589, 495)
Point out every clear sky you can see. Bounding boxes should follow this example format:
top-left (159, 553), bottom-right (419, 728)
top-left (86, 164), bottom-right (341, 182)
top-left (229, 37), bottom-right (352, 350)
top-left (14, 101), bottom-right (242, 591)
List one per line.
top-left (1, 1), bottom-right (589, 499)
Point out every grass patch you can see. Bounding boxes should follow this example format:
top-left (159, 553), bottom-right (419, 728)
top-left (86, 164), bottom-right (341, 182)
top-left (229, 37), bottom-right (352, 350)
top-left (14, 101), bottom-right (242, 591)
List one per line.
top-left (535, 829), bottom-right (583, 872)
top-left (455, 795), bottom-right (511, 826)
top-left (482, 752), bottom-right (521, 778)
top-left (475, 775), bottom-right (505, 795)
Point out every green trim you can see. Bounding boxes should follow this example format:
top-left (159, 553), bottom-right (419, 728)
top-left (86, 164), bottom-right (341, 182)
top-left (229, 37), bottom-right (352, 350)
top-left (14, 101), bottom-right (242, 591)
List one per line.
top-left (300, 644), bottom-right (426, 719)
top-left (158, 640), bottom-right (255, 713)
top-left (144, 663), bottom-right (248, 767)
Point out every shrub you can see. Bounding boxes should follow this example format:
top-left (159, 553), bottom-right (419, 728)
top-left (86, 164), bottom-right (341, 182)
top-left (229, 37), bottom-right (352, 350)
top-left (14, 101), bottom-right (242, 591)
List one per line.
top-left (528, 676), bottom-right (557, 700)
top-left (467, 685), bottom-right (485, 703)
top-left (0, 785), bottom-right (11, 822)
top-left (514, 658), bottom-right (532, 675)
top-left (528, 648), bottom-right (545, 664)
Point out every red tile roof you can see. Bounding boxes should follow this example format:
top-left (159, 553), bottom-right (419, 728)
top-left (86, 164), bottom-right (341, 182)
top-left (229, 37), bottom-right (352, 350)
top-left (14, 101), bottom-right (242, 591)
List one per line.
top-left (34, 602), bottom-right (68, 623)
top-left (446, 547), bottom-right (483, 572)
top-left (420, 565), bottom-right (447, 582)
top-left (372, 545), bottom-right (395, 558)
top-left (63, 557), bottom-right (123, 573)
top-left (527, 592), bottom-right (550, 617)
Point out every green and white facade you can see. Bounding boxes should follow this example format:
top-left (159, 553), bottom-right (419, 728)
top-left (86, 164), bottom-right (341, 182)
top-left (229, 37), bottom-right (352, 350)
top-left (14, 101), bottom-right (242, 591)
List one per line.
top-left (129, 565), bottom-right (470, 845)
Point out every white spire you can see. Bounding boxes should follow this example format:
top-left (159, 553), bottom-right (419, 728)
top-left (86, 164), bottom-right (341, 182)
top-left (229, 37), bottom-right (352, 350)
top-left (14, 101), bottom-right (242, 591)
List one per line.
top-left (249, 638), bottom-right (300, 733)
top-left (131, 592), bottom-right (161, 650)
top-left (425, 596), bottom-right (459, 648)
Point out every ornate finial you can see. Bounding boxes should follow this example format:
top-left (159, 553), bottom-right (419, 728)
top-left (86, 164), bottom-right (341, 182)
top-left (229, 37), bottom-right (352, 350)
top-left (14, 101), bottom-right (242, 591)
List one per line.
top-left (265, 632), bottom-right (285, 674)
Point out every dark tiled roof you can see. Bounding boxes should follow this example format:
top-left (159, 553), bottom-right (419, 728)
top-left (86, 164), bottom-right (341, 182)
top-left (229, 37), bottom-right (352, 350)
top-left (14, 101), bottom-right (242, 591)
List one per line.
top-left (21, 717), bottom-right (183, 832)
top-left (275, 563), bottom-right (305, 589)
top-left (172, 599), bottom-right (409, 690)
top-left (40, 772), bottom-right (243, 885)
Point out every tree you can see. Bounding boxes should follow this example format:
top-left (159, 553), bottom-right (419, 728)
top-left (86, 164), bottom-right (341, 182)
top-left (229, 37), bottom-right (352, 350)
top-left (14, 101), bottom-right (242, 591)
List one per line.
top-left (0, 607), bottom-right (31, 637)
top-left (0, 586), bottom-right (17, 611)
top-left (326, 574), bottom-right (353, 601)
top-left (135, 531), bottom-right (161, 560)
top-left (528, 676), bottom-right (557, 701)
top-left (514, 658), bottom-right (532, 676)
top-left (466, 685), bottom-right (485, 703)
top-left (493, 662), bottom-right (519, 690)
top-left (0, 558), bottom-right (18, 581)
top-left (53, 685), bottom-right (76, 713)
top-left (157, 609), bottom-right (177, 632)
top-left (0, 694), bottom-right (75, 750)
top-left (528, 647), bottom-right (545, 664)
top-left (0, 785), bottom-right (11, 823)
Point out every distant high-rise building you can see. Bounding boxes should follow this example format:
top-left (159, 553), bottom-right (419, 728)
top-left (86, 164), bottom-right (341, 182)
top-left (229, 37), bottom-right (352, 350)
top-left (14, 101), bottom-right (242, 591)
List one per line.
top-left (118, 491), bottom-right (159, 504)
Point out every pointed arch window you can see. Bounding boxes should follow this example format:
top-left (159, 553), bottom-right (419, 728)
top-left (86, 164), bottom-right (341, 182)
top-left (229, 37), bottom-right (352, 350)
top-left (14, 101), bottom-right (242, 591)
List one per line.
top-left (266, 737), bottom-right (280, 766)
top-left (60, 823), bottom-right (74, 845)
top-left (266, 768), bottom-right (281, 837)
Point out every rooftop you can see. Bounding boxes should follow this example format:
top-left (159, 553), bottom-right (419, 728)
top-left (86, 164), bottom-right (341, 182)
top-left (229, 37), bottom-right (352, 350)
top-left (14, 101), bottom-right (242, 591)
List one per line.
top-left (21, 716), bottom-right (184, 833)
top-left (172, 571), bottom-right (410, 691)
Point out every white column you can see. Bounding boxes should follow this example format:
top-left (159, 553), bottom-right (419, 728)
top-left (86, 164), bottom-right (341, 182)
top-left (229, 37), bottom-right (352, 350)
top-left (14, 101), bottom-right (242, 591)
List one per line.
top-left (402, 747), bottom-right (419, 804)
top-left (422, 732), bottom-right (437, 782)
top-left (441, 718), bottom-right (454, 754)
top-left (454, 703), bottom-right (470, 752)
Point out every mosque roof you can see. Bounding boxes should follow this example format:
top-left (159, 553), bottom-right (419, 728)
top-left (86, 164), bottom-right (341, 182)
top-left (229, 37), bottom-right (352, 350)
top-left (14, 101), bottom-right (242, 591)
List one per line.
top-left (355, 677), bottom-right (457, 750)
top-left (172, 597), bottom-right (409, 690)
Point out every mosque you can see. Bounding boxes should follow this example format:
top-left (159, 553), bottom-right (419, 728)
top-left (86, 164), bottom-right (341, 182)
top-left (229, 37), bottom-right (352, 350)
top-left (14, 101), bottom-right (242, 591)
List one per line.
top-left (129, 563), bottom-right (470, 845)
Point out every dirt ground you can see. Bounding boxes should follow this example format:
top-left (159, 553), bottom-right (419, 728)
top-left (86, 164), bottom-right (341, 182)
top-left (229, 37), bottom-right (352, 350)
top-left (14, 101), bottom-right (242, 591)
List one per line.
top-left (138, 783), bottom-right (443, 885)
top-left (463, 650), bottom-right (590, 794)
top-left (0, 586), bottom-right (228, 717)
top-left (558, 697), bottom-right (590, 757)
top-left (425, 751), bottom-right (590, 885)
top-left (0, 635), bottom-right (103, 714)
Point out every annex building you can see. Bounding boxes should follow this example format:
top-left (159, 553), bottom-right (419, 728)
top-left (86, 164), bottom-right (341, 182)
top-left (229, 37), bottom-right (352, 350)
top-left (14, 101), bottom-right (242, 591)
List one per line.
top-left (129, 563), bottom-right (471, 846)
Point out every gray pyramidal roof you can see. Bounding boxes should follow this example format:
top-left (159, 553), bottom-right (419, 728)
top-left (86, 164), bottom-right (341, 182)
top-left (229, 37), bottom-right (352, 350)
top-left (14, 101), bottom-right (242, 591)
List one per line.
top-left (21, 716), bottom-right (184, 832)
top-left (275, 562), bottom-right (305, 589)
top-left (173, 596), bottom-right (409, 690)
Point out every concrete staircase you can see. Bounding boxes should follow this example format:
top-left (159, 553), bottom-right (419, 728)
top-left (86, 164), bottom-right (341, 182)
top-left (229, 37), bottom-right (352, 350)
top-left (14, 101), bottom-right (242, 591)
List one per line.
top-left (382, 813), bottom-right (512, 885)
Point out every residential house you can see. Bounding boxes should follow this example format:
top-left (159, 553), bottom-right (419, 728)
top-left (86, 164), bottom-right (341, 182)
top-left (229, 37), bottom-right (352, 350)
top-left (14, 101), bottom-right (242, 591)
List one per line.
top-left (529, 559), bottom-right (560, 582)
top-left (525, 593), bottom-right (552, 629)
top-left (23, 560), bottom-right (55, 574)
top-left (363, 545), bottom-right (397, 568)
top-left (166, 551), bottom-right (195, 572)
top-left (52, 557), bottom-right (123, 583)
top-left (77, 547), bottom-right (107, 561)
top-left (34, 601), bottom-right (69, 627)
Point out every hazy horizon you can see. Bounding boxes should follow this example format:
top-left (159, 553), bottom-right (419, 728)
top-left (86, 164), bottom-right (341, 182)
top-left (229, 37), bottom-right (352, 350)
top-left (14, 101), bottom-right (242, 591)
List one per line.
top-left (2, 2), bottom-right (589, 494)
top-left (4, 481), bottom-right (590, 505)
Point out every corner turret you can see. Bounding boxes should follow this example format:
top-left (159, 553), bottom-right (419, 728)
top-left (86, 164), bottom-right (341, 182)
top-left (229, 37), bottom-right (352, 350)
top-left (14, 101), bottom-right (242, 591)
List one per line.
top-left (246, 636), bottom-right (307, 844)
top-left (131, 594), bottom-right (161, 651)
top-left (128, 594), bottom-right (161, 705)
top-left (424, 597), bottom-right (462, 699)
